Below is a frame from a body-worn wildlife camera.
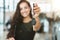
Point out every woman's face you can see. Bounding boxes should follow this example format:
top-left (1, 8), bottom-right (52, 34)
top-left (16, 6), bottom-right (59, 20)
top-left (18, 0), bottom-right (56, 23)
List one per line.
top-left (19, 2), bottom-right (31, 18)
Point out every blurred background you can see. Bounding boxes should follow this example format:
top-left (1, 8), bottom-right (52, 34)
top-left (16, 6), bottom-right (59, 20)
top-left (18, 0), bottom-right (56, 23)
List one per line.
top-left (0, 0), bottom-right (60, 40)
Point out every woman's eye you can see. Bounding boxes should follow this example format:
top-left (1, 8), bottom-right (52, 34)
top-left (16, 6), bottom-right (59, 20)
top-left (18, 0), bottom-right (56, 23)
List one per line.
top-left (20, 7), bottom-right (28, 11)
top-left (24, 7), bottom-right (27, 9)
top-left (20, 8), bottom-right (22, 10)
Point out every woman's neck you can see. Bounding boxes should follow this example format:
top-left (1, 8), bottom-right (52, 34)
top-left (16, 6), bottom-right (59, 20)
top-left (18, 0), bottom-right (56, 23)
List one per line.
top-left (23, 16), bottom-right (32, 23)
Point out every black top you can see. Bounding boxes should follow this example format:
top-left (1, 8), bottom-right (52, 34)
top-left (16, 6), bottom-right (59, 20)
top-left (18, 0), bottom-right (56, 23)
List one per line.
top-left (7, 19), bottom-right (35, 40)
top-left (16, 20), bottom-right (34, 32)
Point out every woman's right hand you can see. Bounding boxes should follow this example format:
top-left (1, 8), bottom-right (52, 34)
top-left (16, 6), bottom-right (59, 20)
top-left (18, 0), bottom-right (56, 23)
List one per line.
top-left (7, 37), bottom-right (15, 40)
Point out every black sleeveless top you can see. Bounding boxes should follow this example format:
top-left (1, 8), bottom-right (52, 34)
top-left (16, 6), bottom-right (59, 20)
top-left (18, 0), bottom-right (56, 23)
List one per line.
top-left (7, 19), bottom-right (36, 40)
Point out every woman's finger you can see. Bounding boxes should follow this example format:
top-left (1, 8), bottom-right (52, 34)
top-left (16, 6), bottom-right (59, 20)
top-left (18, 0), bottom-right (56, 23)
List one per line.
top-left (33, 3), bottom-right (38, 7)
top-left (33, 8), bottom-right (40, 13)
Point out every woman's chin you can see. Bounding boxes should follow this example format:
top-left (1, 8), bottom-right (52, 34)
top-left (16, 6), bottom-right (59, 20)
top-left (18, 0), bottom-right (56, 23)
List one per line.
top-left (23, 16), bottom-right (28, 18)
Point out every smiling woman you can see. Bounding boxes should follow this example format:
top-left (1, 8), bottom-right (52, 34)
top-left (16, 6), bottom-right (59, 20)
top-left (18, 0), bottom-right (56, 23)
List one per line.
top-left (20, 2), bottom-right (31, 18)
top-left (7, 0), bottom-right (41, 40)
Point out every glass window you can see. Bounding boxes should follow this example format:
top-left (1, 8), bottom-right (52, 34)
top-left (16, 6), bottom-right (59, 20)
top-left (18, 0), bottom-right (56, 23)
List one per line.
top-left (0, 0), bottom-right (3, 7)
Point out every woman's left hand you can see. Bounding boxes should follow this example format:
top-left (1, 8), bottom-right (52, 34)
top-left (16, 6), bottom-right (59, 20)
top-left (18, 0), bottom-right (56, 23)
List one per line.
top-left (33, 3), bottom-right (41, 31)
top-left (33, 3), bottom-right (40, 18)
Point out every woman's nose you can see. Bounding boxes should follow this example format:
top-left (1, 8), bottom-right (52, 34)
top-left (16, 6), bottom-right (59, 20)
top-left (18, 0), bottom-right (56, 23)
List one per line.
top-left (22, 9), bottom-right (26, 12)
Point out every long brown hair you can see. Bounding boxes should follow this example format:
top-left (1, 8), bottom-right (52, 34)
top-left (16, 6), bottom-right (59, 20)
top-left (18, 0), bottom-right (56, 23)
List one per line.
top-left (11, 0), bottom-right (32, 26)
top-left (7, 0), bottom-right (33, 38)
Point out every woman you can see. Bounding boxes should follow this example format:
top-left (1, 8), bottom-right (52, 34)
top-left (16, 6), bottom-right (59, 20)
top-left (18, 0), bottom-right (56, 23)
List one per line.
top-left (7, 0), bottom-right (41, 40)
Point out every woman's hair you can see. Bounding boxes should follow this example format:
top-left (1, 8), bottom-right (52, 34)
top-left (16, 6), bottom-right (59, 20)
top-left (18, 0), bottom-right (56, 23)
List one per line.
top-left (7, 0), bottom-right (32, 38)
top-left (11, 0), bottom-right (32, 25)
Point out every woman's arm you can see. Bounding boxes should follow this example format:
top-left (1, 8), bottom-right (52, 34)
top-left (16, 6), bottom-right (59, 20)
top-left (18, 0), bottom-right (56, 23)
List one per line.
top-left (33, 17), bottom-right (41, 31)
top-left (33, 3), bottom-right (41, 31)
